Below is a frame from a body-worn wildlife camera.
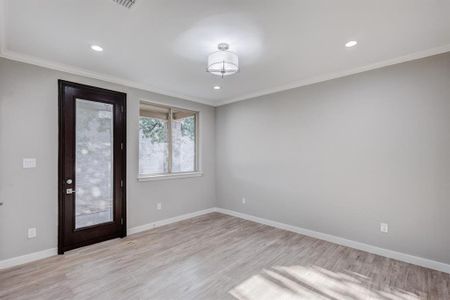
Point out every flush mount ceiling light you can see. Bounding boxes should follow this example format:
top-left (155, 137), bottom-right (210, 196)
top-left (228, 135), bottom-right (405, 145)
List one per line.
top-left (213, 85), bottom-right (221, 90)
top-left (345, 40), bottom-right (358, 48)
top-left (90, 45), bottom-right (104, 52)
top-left (207, 43), bottom-right (239, 78)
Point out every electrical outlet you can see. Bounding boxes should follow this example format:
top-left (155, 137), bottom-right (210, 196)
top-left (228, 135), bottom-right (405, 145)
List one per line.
top-left (242, 197), bottom-right (246, 204)
top-left (28, 228), bottom-right (37, 239)
top-left (23, 158), bottom-right (37, 169)
top-left (380, 223), bottom-right (388, 233)
top-left (157, 202), bottom-right (162, 210)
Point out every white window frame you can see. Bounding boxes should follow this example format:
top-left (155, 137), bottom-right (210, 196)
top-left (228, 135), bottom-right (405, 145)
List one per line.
top-left (138, 100), bottom-right (202, 181)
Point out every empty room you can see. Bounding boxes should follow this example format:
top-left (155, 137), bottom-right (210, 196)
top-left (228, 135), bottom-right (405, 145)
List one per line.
top-left (0, 0), bottom-right (449, 299)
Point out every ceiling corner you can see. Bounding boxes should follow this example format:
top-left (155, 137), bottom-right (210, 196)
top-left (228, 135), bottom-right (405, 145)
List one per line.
top-left (215, 43), bottom-right (450, 107)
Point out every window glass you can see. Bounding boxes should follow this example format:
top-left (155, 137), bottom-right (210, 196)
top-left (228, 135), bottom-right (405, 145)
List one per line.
top-left (138, 102), bottom-right (198, 176)
top-left (172, 115), bottom-right (196, 172)
top-left (139, 117), bottom-right (169, 175)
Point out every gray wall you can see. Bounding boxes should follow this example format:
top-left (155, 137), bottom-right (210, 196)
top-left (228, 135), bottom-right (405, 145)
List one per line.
top-left (0, 58), bottom-right (216, 260)
top-left (2, 52), bottom-right (450, 265)
top-left (216, 53), bottom-right (450, 264)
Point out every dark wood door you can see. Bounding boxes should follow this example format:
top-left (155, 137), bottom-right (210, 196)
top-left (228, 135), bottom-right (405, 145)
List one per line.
top-left (58, 80), bottom-right (126, 254)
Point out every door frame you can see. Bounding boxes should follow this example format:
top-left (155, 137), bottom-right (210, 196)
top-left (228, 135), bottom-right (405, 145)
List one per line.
top-left (58, 80), bottom-right (127, 254)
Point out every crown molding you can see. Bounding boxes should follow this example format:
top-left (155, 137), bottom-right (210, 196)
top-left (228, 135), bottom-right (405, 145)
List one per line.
top-left (0, 0), bottom-right (216, 106)
top-left (215, 44), bottom-right (450, 106)
top-left (3, 2), bottom-right (198, 108)
top-left (0, 49), bottom-right (217, 106)
top-left (5, 44), bottom-right (448, 108)
top-left (1, 0), bottom-right (449, 108)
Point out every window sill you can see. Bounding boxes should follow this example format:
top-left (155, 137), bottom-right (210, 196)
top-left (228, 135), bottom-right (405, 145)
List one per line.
top-left (137, 171), bottom-right (203, 182)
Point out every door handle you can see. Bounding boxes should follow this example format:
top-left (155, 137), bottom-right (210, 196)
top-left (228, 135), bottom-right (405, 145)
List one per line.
top-left (66, 188), bottom-right (75, 194)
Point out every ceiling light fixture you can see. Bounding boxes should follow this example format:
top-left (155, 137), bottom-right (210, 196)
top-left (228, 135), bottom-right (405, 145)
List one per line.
top-left (207, 43), bottom-right (239, 78)
top-left (345, 40), bottom-right (358, 48)
top-left (91, 45), bottom-right (104, 52)
top-left (213, 85), bottom-right (221, 90)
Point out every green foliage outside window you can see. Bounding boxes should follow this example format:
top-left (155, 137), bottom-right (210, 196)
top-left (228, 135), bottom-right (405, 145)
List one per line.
top-left (180, 116), bottom-right (195, 141)
top-left (139, 117), bottom-right (167, 143)
top-left (139, 115), bottom-right (195, 143)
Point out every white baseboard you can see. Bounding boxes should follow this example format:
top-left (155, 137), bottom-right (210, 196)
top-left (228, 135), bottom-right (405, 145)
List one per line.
top-left (0, 207), bottom-right (217, 270)
top-left (2, 207), bottom-right (448, 274)
top-left (215, 208), bottom-right (450, 274)
top-left (0, 248), bottom-right (58, 270)
top-left (127, 207), bottom-right (217, 235)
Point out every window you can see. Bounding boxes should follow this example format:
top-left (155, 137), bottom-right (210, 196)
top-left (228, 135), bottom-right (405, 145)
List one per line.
top-left (139, 102), bottom-right (199, 178)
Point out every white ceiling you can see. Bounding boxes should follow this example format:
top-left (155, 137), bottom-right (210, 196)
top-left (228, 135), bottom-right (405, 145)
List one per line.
top-left (1, 0), bottom-right (450, 106)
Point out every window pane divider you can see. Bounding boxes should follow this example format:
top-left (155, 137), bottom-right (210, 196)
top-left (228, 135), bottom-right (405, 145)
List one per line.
top-left (167, 107), bottom-right (173, 173)
top-left (195, 112), bottom-right (199, 171)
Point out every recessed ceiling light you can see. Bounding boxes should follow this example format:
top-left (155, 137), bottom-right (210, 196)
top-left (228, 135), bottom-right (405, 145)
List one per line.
top-left (90, 45), bottom-right (104, 52)
top-left (345, 40), bottom-right (358, 48)
top-left (213, 85), bottom-right (221, 90)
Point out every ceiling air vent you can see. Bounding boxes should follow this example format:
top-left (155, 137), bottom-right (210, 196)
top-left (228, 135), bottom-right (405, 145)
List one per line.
top-left (113, 0), bottom-right (136, 8)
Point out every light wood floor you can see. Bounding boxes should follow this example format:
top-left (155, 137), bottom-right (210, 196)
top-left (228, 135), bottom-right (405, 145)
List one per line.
top-left (1, 213), bottom-right (449, 300)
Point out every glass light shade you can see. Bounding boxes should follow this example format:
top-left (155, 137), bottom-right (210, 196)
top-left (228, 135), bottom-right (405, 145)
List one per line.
top-left (207, 50), bottom-right (239, 76)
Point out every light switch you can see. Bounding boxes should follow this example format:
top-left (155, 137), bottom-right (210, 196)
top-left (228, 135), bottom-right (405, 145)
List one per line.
top-left (23, 158), bottom-right (37, 169)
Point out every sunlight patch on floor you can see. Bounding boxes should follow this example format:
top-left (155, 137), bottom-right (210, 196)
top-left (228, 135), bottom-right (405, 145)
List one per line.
top-left (229, 265), bottom-right (420, 300)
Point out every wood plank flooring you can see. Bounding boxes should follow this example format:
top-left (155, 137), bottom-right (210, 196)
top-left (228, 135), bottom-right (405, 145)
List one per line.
top-left (1, 213), bottom-right (449, 300)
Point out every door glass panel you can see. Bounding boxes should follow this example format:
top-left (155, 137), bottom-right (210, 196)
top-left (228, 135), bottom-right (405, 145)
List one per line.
top-left (75, 99), bottom-right (114, 229)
